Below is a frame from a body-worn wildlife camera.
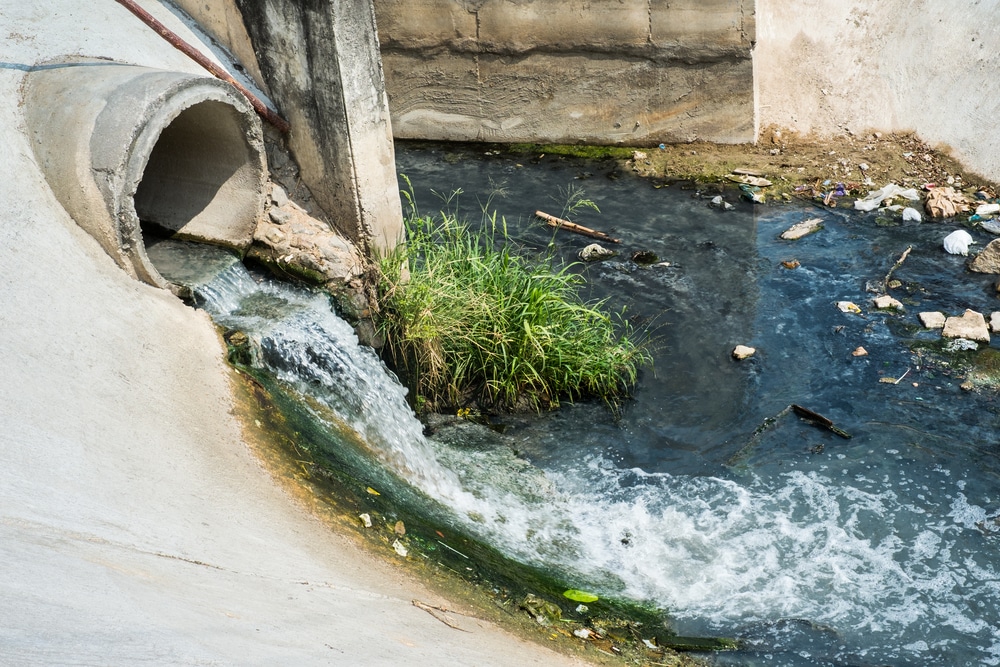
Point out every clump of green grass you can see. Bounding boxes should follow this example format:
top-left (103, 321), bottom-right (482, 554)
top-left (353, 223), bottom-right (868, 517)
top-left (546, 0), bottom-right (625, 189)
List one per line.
top-left (375, 185), bottom-right (649, 412)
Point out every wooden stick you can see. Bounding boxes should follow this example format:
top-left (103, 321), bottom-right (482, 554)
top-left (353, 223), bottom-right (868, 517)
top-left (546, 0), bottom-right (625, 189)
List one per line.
top-left (113, 0), bottom-right (290, 134)
top-left (534, 210), bottom-right (620, 243)
top-left (883, 245), bottom-right (913, 291)
top-left (412, 600), bottom-right (472, 632)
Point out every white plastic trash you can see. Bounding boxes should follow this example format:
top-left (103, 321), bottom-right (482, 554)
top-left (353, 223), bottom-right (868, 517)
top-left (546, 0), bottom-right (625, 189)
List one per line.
top-left (943, 229), bottom-right (975, 255)
top-left (902, 207), bottom-right (922, 222)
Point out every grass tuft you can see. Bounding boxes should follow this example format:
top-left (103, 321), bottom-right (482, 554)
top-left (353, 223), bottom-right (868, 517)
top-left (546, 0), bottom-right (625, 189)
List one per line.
top-left (375, 180), bottom-right (649, 412)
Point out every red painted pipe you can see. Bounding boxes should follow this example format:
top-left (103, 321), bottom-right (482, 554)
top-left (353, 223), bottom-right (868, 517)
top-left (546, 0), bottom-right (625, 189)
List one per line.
top-left (113, 0), bottom-right (290, 134)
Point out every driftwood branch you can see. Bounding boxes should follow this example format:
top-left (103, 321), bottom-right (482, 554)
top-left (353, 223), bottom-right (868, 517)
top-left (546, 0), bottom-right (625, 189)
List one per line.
top-left (535, 210), bottom-right (620, 243)
top-left (113, 0), bottom-right (290, 134)
top-left (883, 245), bottom-right (912, 291)
top-left (412, 600), bottom-right (472, 632)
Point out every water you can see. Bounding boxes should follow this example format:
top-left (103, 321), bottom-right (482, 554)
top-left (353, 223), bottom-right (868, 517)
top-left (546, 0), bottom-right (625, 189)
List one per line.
top-left (154, 142), bottom-right (1000, 666)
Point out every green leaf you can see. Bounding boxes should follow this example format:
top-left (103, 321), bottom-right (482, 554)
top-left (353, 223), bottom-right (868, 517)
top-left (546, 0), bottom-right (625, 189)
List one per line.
top-left (563, 589), bottom-right (599, 603)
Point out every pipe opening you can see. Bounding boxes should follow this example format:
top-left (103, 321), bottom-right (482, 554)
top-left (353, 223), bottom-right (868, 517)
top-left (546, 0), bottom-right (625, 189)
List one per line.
top-left (135, 99), bottom-right (261, 251)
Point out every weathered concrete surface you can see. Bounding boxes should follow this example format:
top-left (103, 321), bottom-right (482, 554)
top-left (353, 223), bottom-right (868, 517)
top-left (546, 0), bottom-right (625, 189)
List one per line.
top-left (755, 0), bottom-right (1000, 182)
top-left (23, 61), bottom-right (266, 287)
top-left (376, 0), bottom-right (756, 145)
top-left (0, 2), bottom-right (586, 665)
top-left (236, 0), bottom-right (405, 256)
top-left (170, 0), bottom-right (268, 90)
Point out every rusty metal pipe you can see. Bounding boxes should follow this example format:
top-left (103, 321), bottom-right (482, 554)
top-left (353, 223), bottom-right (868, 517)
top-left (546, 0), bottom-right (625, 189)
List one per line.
top-left (113, 0), bottom-right (290, 134)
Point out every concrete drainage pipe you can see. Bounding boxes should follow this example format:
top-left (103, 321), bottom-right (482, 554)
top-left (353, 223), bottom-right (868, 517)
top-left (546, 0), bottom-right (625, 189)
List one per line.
top-left (23, 60), bottom-right (267, 287)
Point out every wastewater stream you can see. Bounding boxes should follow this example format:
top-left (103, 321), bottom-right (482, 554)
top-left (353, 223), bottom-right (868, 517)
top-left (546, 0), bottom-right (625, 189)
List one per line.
top-left (152, 142), bottom-right (1000, 666)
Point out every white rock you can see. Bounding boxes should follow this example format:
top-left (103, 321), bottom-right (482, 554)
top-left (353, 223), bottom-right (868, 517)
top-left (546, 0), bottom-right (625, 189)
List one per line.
top-left (991, 312), bottom-right (1000, 334)
top-left (732, 345), bottom-right (756, 360)
top-left (943, 229), bottom-right (974, 255)
top-left (359, 513), bottom-right (372, 528)
top-left (874, 295), bottom-right (903, 310)
top-left (781, 217), bottom-right (823, 240)
top-left (942, 309), bottom-right (990, 343)
top-left (919, 311), bottom-right (946, 329)
top-left (852, 346), bottom-right (868, 357)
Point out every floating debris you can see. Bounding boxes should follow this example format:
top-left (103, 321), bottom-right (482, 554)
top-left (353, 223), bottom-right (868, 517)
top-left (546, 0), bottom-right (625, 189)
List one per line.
top-left (781, 217), bottom-right (823, 240)
top-left (837, 301), bottom-right (862, 314)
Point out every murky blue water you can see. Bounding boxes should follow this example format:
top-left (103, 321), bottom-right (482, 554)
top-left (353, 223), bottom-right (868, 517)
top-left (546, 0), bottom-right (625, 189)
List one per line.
top-left (392, 143), bottom-right (1000, 666)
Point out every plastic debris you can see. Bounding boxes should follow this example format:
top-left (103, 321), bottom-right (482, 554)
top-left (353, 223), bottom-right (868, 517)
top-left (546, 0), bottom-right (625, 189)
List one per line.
top-left (976, 203), bottom-right (1000, 217)
top-left (854, 183), bottom-right (920, 212)
top-left (578, 243), bottom-right (615, 261)
top-left (392, 539), bottom-right (408, 557)
top-left (925, 186), bottom-right (971, 218)
top-left (852, 346), bottom-right (868, 357)
top-left (359, 513), bottom-right (373, 528)
top-left (837, 301), bottom-right (862, 314)
top-left (943, 229), bottom-right (974, 255)
top-left (563, 589), bottom-right (600, 603)
top-left (739, 183), bottom-right (764, 203)
top-left (573, 628), bottom-right (593, 639)
top-left (945, 338), bottom-right (980, 352)
top-left (902, 207), bottom-right (922, 222)
top-left (980, 219), bottom-right (1000, 235)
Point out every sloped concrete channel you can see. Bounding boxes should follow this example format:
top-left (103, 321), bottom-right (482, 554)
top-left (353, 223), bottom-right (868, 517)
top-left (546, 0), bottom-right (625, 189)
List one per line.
top-left (23, 60), bottom-right (266, 287)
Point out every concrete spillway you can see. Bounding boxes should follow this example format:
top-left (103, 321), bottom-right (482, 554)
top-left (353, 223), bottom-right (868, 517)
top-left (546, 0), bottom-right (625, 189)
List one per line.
top-left (0, 2), bottom-right (584, 665)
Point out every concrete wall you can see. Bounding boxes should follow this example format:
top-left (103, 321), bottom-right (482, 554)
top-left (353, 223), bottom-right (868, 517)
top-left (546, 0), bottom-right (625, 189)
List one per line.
top-left (375, 0), bottom-right (756, 145)
top-left (170, 0), bottom-right (404, 256)
top-left (754, 0), bottom-right (1000, 182)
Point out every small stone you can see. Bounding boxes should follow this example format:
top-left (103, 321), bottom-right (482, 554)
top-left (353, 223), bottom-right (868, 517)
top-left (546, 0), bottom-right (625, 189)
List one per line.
top-left (265, 227), bottom-right (286, 245)
top-left (971, 238), bottom-right (1000, 273)
top-left (852, 346), bottom-right (868, 357)
top-left (992, 312), bottom-right (1000, 333)
top-left (919, 311), bottom-right (946, 329)
top-left (578, 243), bottom-right (615, 261)
top-left (393, 520), bottom-right (406, 537)
top-left (781, 217), bottom-right (823, 240)
top-left (874, 295), bottom-right (904, 310)
top-left (942, 309), bottom-right (990, 343)
top-left (961, 380), bottom-right (975, 391)
top-left (781, 259), bottom-right (800, 269)
top-left (269, 207), bottom-right (293, 225)
top-left (631, 150), bottom-right (647, 161)
top-left (359, 513), bottom-right (372, 528)
top-left (270, 183), bottom-right (289, 208)
top-left (732, 345), bottom-right (756, 360)
top-left (837, 301), bottom-right (862, 314)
